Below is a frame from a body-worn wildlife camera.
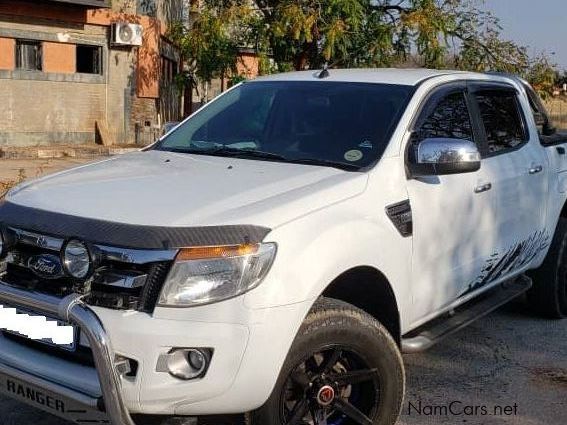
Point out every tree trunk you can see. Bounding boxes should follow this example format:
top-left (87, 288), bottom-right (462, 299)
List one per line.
top-left (183, 81), bottom-right (193, 118)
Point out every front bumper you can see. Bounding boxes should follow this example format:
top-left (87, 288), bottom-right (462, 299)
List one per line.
top-left (0, 282), bottom-right (135, 424)
top-left (0, 279), bottom-right (313, 423)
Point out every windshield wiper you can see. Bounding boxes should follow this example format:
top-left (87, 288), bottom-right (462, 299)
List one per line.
top-left (162, 146), bottom-right (287, 161)
top-left (286, 158), bottom-right (361, 171)
top-left (211, 147), bottom-right (288, 160)
top-left (160, 146), bottom-right (360, 170)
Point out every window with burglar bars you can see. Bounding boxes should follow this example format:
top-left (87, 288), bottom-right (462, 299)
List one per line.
top-left (76, 45), bottom-right (102, 74)
top-left (15, 40), bottom-right (42, 71)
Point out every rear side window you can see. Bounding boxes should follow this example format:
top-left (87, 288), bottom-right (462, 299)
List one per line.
top-left (417, 92), bottom-right (474, 142)
top-left (475, 91), bottom-right (527, 154)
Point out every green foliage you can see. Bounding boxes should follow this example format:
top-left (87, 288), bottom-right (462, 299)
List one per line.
top-left (527, 55), bottom-right (558, 99)
top-left (171, 0), bottom-right (559, 96)
top-left (169, 5), bottom-right (243, 84)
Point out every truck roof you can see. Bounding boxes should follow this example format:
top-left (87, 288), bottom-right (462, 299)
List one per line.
top-left (253, 68), bottom-right (487, 86)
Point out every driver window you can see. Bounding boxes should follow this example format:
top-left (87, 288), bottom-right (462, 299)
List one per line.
top-left (417, 92), bottom-right (474, 142)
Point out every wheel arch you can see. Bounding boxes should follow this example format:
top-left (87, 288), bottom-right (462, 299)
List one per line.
top-left (321, 266), bottom-right (401, 345)
top-left (560, 201), bottom-right (567, 220)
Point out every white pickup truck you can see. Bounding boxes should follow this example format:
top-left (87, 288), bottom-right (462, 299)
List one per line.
top-left (1, 69), bottom-right (567, 425)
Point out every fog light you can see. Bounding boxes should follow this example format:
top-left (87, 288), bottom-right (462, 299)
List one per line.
top-left (166, 348), bottom-right (211, 380)
top-left (62, 239), bottom-right (93, 279)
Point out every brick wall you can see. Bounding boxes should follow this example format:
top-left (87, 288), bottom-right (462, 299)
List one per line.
top-left (237, 52), bottom-right (260, 79)
top-left (0, 37), bottom-right (15, 70)
top-left (0, 0), bottom-right (180, 147)
top-left (0, 79), bottom-right (105, 146)
top-left (43, 42), bottom-right (76, 74)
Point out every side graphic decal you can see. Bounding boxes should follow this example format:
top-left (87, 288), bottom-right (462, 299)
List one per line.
top-left (461, 230), bottom-right (550, 297)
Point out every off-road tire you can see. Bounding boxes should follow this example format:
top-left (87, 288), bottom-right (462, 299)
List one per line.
top-left (527, 218), bottom-right (567, 318)
top-left (246, 297), bottom-right (405, 425)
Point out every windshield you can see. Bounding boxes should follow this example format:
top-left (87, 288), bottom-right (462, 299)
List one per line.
top-left (155, 81), bottom-right (414, 170)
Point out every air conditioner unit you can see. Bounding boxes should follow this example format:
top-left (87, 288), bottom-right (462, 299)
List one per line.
top-left (112, 23), bottom-right (143, 46)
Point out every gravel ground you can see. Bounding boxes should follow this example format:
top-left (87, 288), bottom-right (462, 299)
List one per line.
top-left (0, 299), bottom-right (565, 425)
top-left (398, 299), bottom-right (567, 425)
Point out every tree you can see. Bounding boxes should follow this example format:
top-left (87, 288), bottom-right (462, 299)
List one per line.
top-left (170, 3), bottom-right (247, 102)
top-left (526, 55), bottom-right (558, 98)
top-left (234, 0), bottom-right (536, 73)
top-left (171, 0), bottom-right (558, 98)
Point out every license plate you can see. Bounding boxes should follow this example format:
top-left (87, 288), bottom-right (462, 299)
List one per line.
top-left (0, 304), bottom-right (77, 351)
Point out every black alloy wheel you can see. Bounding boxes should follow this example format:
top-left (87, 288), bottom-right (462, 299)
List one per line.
top-left (247, 298), bottom-right (405, 425)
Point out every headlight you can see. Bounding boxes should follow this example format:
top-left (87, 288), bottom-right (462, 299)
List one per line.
top-left (158, 242), bottom-right (277, 307)
top-left (62, 239), bottom-right (93, 279)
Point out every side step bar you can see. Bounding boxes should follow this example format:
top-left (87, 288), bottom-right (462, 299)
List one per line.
top-left (401, 275), bottom-right (532, 353)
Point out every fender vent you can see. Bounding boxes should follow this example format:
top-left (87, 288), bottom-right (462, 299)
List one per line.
top-left (386, 200), bottom-right (413, 237)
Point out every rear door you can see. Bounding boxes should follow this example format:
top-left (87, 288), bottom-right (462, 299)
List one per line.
top-left (465, 83), bottom-right (550, 291)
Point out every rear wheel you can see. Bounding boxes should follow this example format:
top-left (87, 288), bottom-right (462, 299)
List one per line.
top-left (527, 218), bottom-right (567, 318)
top-left (246, 298), bottom-right (404, 425)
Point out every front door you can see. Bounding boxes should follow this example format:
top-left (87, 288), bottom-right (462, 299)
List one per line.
top-left (407, 85), bottom-right (497, 322)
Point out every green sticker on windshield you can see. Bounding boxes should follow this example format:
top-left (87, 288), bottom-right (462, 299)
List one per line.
top-left (344, 150), bottom-right (363, 162)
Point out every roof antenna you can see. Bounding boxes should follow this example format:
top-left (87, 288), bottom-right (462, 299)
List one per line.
top-left (317, 63), bottom-right (330, 79)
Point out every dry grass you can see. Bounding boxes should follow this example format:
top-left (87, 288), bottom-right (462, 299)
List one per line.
top-left (544, 98), bottom-right (567, 131)
top-left (0, 168), bottom-right (27, 198)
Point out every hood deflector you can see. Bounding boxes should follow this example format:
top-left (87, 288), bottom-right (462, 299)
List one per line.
top-left (0, 201), bottom-right (270, 250)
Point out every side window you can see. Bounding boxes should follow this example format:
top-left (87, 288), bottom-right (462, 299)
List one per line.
top-left (418, 92), bottom-right (474, 142)
top-left (475, 91), bottom-right (527, 154)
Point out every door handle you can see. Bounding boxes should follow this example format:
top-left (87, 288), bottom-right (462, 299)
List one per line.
top-left (529, 165), bottom-right (543, 175)
top-left (474, 183), bottom-right (492, 193)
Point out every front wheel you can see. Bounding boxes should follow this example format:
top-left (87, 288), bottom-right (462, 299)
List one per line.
top-left (247, 298), bottom-right (405, 425)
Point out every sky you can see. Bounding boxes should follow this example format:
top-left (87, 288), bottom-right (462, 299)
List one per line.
top-left (483, 0), bottom-right (567, 69)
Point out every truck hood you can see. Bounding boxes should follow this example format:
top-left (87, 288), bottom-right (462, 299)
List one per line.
top-left (7, 151), bottom-right (368, 229)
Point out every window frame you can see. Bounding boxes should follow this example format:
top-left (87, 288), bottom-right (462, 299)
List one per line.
top-left (408, 82), bottom-right (482, 150)
top-left (75, 44), bottom-right (103, 75)
top-left (15, 39), bottom-right (43, 72)
top-left (467, 82), bottom-right (530, 158)
top-left (413, 86), bottom-right (477, 144)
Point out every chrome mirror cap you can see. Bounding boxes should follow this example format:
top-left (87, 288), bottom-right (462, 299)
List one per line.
top-left (409, 137), bottom-right (481, 177)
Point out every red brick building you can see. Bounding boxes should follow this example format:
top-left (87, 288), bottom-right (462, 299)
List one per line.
top-left (0, 0), bottom-right (183, 146)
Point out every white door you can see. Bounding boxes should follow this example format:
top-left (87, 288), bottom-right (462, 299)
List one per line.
top-left (466, 85), bottom-right (549, 290)
top-left (407, 85), bottom-right (498, 322)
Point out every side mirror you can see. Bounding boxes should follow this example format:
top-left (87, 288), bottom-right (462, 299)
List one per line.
top-left (543, 122), bottom-right (557, 136)
top-left (408, 138), bottom-right (481, 177)
top-left (533, 111), bottom-right (546, 127)
top-left (534, 112), bottom-right (557, 136)
top-left (163, 121), bottom-right (181, 136)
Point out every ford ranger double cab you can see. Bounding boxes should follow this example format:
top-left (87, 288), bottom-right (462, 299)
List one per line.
top-left (1, 69), bottom-right (567, 425)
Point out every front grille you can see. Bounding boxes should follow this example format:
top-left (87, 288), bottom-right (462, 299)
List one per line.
top-left (0, 228), bottom-right (176, 313)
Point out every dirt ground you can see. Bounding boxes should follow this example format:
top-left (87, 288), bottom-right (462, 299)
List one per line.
top-left (0, 299), bottom-right (565, 425)
top-left (0, 157), bottom-right (98, 189)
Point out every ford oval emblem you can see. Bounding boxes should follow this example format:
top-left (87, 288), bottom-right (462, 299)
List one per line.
top-left (27, 254), bottom-right (64, 280)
